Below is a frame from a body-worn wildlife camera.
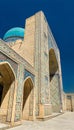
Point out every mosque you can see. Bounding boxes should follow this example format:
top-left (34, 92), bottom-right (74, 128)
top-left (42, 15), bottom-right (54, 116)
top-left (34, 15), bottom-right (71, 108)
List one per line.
top-left (0, 11), bottom-right (74, 125)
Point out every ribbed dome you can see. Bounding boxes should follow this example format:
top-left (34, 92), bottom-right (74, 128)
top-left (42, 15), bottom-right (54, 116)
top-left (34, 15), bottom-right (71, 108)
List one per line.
top-left (3, 27), bottom-right (25, 42)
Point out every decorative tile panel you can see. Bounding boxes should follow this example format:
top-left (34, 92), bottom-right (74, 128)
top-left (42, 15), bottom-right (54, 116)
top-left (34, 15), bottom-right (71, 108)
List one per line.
top-left (24, 69), bottom-right (35, 82)
top-left (50, 73), bottom-right (61, 112)
top-left (0, 52), bottom-right (18, 76)
top-left (15, 64), bottom-right (24, 121)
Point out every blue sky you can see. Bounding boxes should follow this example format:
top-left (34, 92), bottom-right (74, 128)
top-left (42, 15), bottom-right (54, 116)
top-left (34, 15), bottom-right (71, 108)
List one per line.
top-left (0, 0), bottom-right (74, 92)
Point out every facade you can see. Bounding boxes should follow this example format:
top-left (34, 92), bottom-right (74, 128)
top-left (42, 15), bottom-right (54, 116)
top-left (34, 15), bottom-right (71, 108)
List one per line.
top-left (0, 11), bottom-right (64, 125)
top-left (63, 93), bottom-right (74, 112)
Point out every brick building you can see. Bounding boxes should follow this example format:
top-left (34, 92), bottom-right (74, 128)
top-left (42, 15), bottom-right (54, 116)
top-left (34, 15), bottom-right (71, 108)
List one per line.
top-left (0, 11), bottom-right (64, 125)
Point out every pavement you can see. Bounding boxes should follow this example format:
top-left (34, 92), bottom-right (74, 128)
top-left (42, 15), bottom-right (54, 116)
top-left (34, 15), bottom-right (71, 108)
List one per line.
top-left (0, 112), bottom-right (74, 130)
top-left (0, 123), bottom-right (9, 130)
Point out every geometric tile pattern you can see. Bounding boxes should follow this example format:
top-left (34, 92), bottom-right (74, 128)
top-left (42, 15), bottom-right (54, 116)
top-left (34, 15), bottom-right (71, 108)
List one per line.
top-left (50, 74), bottom-right (60, 112)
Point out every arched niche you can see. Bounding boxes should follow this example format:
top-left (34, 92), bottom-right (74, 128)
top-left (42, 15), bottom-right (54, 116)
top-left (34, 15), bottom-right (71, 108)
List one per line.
top-left (22, 77), bottom-right (34, 120)
top-left (49, 49), bottom-right (60, 112)
top-left (49, 48), bottom-right (58, 81)
top-left (0, 62), bottom-right (15, 118)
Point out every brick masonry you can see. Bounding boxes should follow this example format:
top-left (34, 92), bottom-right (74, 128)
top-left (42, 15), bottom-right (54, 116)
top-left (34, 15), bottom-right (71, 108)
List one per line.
top-left (0, 11), bottom-right (65, 124)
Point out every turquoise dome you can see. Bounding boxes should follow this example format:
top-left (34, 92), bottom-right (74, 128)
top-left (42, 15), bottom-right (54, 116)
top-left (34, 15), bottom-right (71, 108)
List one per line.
top-left (3, 27), bottom-right (25, 41)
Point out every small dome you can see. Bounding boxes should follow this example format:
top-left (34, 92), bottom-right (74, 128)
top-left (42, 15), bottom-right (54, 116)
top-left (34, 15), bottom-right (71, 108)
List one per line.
top-left (3, 27), bottom-right (25, 42)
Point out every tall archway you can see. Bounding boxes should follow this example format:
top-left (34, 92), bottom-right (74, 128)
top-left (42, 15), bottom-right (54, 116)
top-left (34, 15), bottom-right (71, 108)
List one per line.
top-left (22, 77), bottom-right (34, 120)
top-left (0, 62), bottom-right (15, 118)
top-left (49, 49), bottom-right (60, 112)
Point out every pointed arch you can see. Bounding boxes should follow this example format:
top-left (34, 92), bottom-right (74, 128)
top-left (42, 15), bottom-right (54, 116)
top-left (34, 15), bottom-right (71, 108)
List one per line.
top-left (0, 61), bottom-right (15, 83)
top-left (22, 76), bottom-right (34, 120)
top-left (0, 61), bottom-right (15, 117)
top-left (49, 48), bottom-right (61, 112)
top-left (49, 48), bottom-right (58, 81)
